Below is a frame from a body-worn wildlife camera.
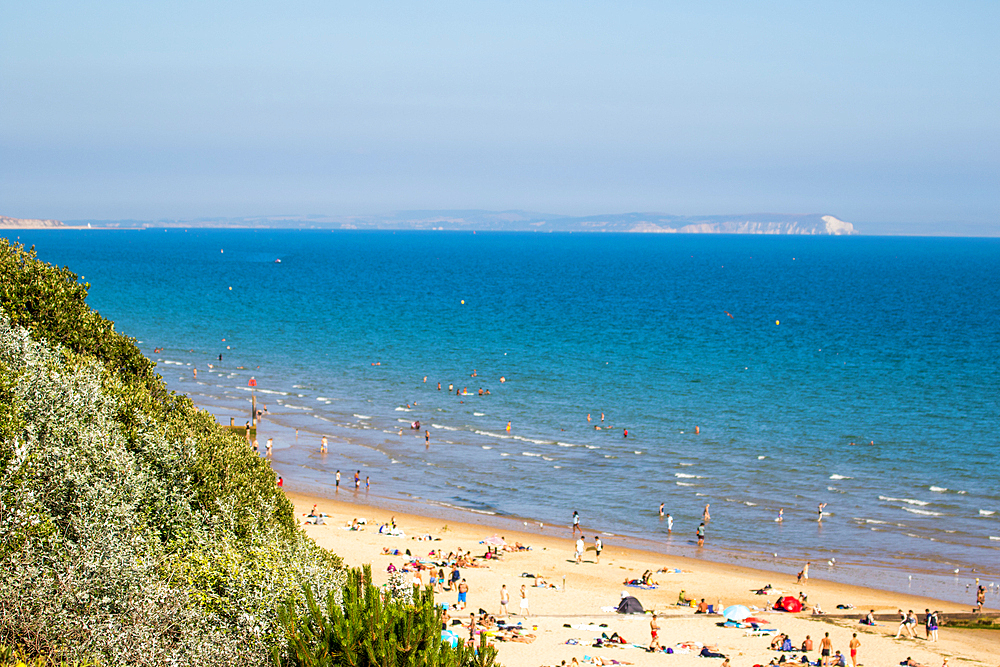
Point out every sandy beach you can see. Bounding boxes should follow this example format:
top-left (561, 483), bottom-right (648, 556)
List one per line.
top-left (284, 488), bottom-right (997, 667)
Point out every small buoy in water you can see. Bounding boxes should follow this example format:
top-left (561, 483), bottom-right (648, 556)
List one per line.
top-left (461, 300), bottom-right (465, 305)
top-left (229, 286), bottom-right (232, 290)
top-left (775, 320), bottom-right (780, 325)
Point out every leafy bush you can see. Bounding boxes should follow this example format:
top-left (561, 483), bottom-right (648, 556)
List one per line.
top-left (0, 240), bottom-right (345, 666)
top-left (273, 565), bottom-right (499, 667)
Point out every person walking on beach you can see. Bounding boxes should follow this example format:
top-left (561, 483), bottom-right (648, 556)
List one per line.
top-left (696, 522), bottom-right (706, 546)
top-left (594, 535), bottom-right (603, 563)
top-left (849, 633), bottom-right (860, 667)
top-left (572, 511), bottom-right (581, 535)
top-left (928, 610), bottom-right (939, 642)
top-left (975, 584), bottom-right (986, 611)
top-left (575, 535), bottom-right (585, 564)
top-left (335, 470), bottom-right (340, 490)
top-left (649, 612), bottom-right (660, 651)
top-left (894, 609), bottom-right (908, 638)
top-left (499, 584), bottom-right (509, 617)
top-left (457, 579), bottom-right (468, 610)
top-left (519, 584), bottom-right (529, 617)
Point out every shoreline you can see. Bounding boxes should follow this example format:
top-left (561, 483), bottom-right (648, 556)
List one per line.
top-left (258, 408), bottom-right (996, 608)
top-left (282, 484), bottom-right (998, 667)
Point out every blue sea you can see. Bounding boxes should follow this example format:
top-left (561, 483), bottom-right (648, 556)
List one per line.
top-left (5, 228), bottom-right (999, 603)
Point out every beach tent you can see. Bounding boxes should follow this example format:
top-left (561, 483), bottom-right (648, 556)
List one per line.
top-left (616, 596), bottom-right (644, 614)
top-left (722, 605), bottom-right (751, 621)
top-left (778, 596), bottom-right (802, 613)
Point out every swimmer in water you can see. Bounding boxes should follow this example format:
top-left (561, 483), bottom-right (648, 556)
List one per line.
top-left (500, 376), bottom-right (505, 383)
top-left (320, 436), bottom-right (328, 453)
top-left (587, 413), bottom-right (591, 422)
top-left (506, 421), bottom-right (511, 433)
top-left (818, 503), bottom-right (827, 521)
top-left (776, 508), bottom-right (784, 522)
top-left (703, 503), bottom-right (711, 522)
top-left (659, 502), bottom-right (664, 517)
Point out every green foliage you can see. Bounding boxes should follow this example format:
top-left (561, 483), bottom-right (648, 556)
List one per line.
top-left (0, 238), bottom-right (160, 397)
top-left (0, 644), bottom-right (97, 667)
top-left (273, 565), bottom-right (500, 667)
top-left (0, 240), bottom-right (345, 666)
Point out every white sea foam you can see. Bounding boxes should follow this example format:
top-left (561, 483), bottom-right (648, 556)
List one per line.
top-left (904, 508), bottom-right (943, 516)
top-left (553, 465), bottom-right (561, 469)
top-left (676, 482), bottom-right (695, 487)
top-left (473, 412), bottom-right (486, 416)
top-left (679, 462), bottom-right (694, 466)
top-left (397, 419), bottom-right (409, 423)
top-left (980, 510), bottom-right (996, 516)
top-left (482, 446), bottom-right (492, 449)
top-left (829, 474), bottom-right (851, 480)
top-left (500, 453), bottom-right (510, 457)
top-left (744, 502), bottom-right (757, 506)
top-left (353, 414), bottom-right (372, 419)
top-left (254, 388), bottom-right (288, 395)
top-left (557, 442), bottom-right (575, 447)
top-left (284, 404), bottom-right (311, 410)
top-left (929, 486), bottom-right (948, 492)
top-left (162, 359), bottom-right (185, 365)
top-left (522, 452), bottom-right (541, 457)
top-left (584, 445), bottom-right (599, 450)
top-left (675, 473), bottom-right (701, 479)
top-left (865, 519), bottom-right (887, 524)
top-left (542, 456), bottom-right (554, 461)
top-left (758, 456), bottom-right (766, 460)
top-left (395, 407), bottom-right (411, 412)
top-left (391, 459), bottom-right (400, 464)
top-left (879, 496), bottom-right (930, 506)
top-left (990, 536), bottom-right (1000, 541)
top-left (317, 397), bottom-right (329, 401)
top-left (634, 451), bottom-right (642, 455)
top-left (432, 424), bottom-right (458, 431)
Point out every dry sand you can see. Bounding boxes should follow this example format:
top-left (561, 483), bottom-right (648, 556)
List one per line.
top-left (284, 489), bottom-right (997, 667)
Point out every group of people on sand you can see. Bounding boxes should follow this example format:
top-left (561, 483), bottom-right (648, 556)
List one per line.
top-left (894, 608), bottom-right (940, 642)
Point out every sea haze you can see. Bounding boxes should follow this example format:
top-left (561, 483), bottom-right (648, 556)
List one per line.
top-left (7, 229), bottom-right (999, 602)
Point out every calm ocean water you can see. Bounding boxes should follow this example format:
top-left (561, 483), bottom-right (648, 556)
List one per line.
top-left (6, 229), bottom-right (999, 603)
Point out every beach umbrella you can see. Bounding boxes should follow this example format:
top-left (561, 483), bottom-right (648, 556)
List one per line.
top-left (779, 596), bottom-right (802, 613)
top-left (722, 605), bottom-right (751, 621)
top-left (482, 535), bottom-right (506, 547)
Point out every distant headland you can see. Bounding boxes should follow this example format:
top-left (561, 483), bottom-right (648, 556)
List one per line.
top-left (0, 215), bottom-right (65, 229)
top-left (47, 211), bottom-right (858, 234)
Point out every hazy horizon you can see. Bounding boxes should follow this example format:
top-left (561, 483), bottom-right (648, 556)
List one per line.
top-left (2, 1), bottom-right (997, 234)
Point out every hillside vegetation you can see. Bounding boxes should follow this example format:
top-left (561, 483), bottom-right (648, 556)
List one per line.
top-left (0, 239), bottom-right (343, 665)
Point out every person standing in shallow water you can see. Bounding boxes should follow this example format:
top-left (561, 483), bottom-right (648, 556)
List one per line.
top-left (697, 522), bottom-right (706, 546)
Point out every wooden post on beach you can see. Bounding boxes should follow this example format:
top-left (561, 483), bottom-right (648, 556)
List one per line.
top-left (251, 393), bottom-right (256, 426)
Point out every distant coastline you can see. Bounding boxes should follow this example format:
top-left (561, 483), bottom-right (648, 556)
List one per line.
top-left (48, 210), bottom-right (858, 234)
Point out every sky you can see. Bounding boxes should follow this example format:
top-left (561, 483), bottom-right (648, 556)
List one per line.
top-left (2, 1), bottom-right (998, 233)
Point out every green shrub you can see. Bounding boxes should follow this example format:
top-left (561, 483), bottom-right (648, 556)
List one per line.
top-left (273, 565), bottom-right (499, 667)
top-left (0, 240), bottom-right (345, 666)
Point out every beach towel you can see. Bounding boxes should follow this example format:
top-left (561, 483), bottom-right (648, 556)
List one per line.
top-left (625, 583), bottom-right (658, 590)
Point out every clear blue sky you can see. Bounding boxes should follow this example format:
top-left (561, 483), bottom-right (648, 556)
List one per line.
top-left (2, 1), bottom-right (997, 232)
